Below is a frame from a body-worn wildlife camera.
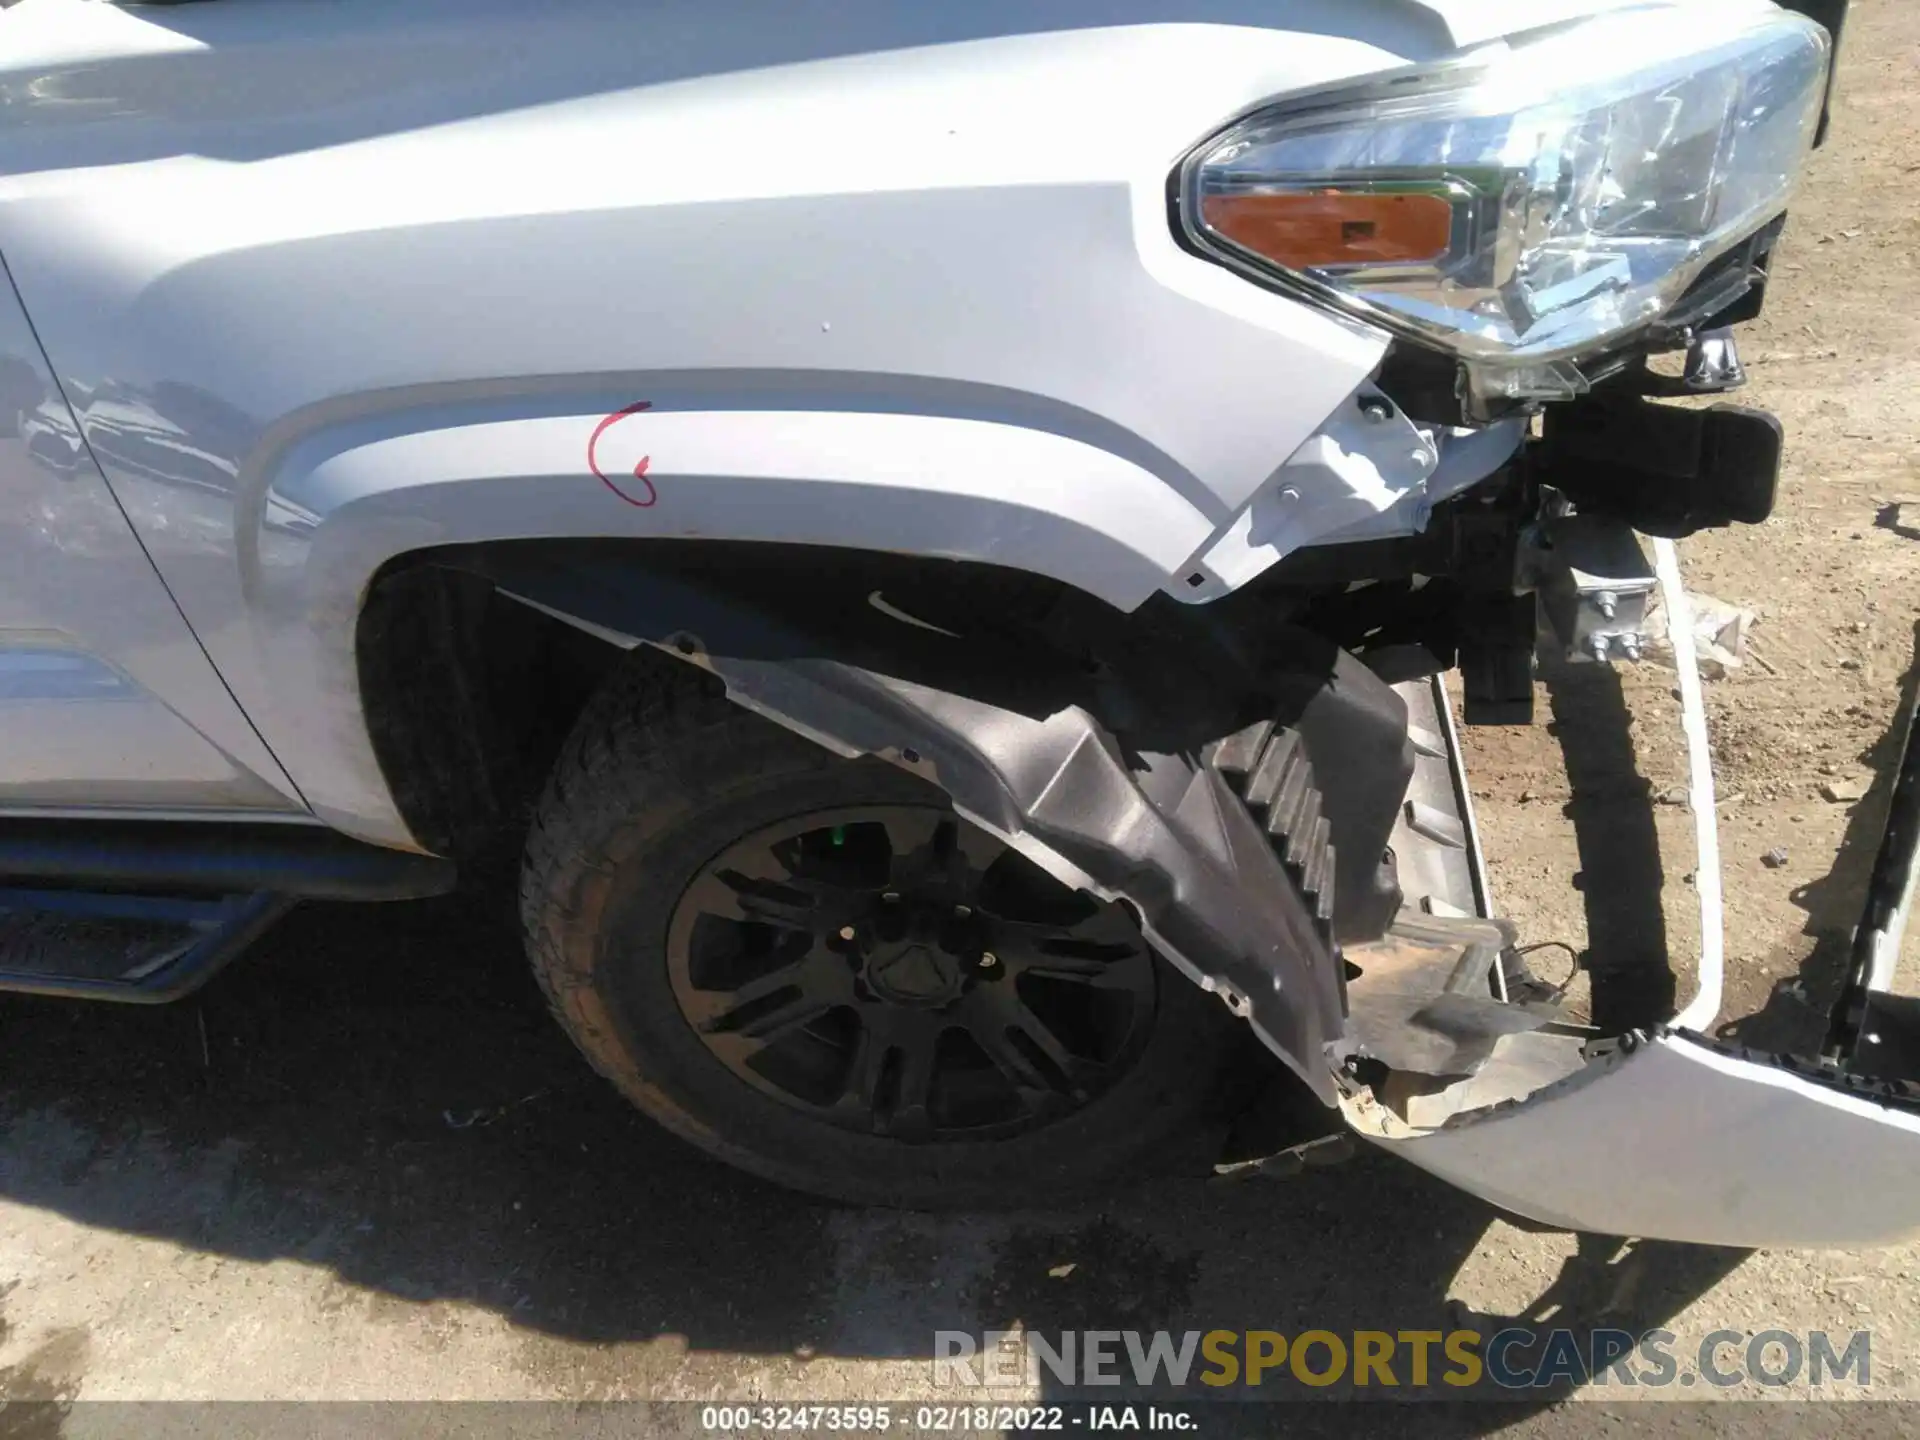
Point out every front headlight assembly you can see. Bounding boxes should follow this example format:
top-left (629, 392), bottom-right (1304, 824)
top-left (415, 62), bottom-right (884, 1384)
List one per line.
top-left (1180, 4), bottom-right (1832, 402)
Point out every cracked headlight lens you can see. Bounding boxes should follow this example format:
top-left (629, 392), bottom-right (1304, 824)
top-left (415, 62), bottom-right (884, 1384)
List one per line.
top-left (1182, 4), bottom-right (1831, 398)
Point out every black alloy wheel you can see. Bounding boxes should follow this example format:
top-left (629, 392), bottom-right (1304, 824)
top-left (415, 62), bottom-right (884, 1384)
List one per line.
top-left (522, 653), bottom-right (1256, 1207)
top-left (667, 806), bottom-right (1158, 1142)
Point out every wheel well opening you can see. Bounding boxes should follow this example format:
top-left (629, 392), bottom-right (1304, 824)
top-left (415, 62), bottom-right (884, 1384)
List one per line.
top-left (356, 559), bottom-right (626, 865)
top-left (353, 537), bottom-right (1114, 867)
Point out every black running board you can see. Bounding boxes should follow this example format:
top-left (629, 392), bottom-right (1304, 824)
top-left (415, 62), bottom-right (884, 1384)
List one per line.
top-left (0, 819), bottom-right (453, 1002)
top-left (0, 889), bottom-right (296, 1003)
top-left (0, 819), bottom-right (454, 900)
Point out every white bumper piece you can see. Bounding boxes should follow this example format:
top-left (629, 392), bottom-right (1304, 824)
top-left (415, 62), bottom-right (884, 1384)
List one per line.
top-left (1343, 540), bottom-right (1920, 1248)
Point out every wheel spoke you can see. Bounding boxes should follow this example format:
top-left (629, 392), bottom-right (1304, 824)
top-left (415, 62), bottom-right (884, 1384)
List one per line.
top-left (835, 1014), bottom-right (941, 1139)
top-left (839, 1026), bottom-right (889, 1113)
top-left (890, 1032), bottom-right (938, 1141)
top-left (885, 810), bottom-right (1001, 889)
top-left (730, 989), bottom-right (835, 1043)
top-left (960, 985), bottom-right (1088, 1108)
top-left (972, 1025), bottom-right (1068, 1108)
top-left (991, 909), bottom-right (1152, 994)
top-left (882, 810), bottom-right (949, 886)
top-left (686, 948), bottom-right (846, 1046)
top-left (715, 843), bottom-right (798, 886)
top-left (1003, 1002), bottom-right (1081, 1087)
top-left (1037, 904), bottom-right (1142, 950)
top-left (948, 820), bottom-right (1006, 876)
top-left (682, 858), bottom-right (818, 931)
top-left (1004, 952), bottom-right (1128, 986)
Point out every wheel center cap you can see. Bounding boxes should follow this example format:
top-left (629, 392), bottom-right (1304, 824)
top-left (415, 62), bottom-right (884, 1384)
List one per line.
top-left (865, 941), bottom-right (962, 1006)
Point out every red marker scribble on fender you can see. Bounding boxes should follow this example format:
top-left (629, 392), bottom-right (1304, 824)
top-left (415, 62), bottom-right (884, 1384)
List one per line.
top-left (587, 401), bottom-right (658, 507)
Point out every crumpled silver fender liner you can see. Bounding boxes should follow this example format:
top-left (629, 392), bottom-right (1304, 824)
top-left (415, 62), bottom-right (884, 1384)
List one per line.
top-left (676, 656), bottom-right (1349, 1100)
top-left (467, 547), bottom-right (1360, 1103)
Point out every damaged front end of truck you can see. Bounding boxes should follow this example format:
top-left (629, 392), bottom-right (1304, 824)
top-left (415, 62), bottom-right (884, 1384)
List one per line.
top-left (471, 389), bottom-right (1920, 1248)
top-left (443, 0), bottom-right (1920, 1247)
top-left (1, 0), bottom-right (1896, 1242)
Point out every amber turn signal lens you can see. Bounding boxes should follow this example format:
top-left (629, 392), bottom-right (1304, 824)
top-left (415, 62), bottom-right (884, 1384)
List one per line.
top-left (1202, 190), bottom-right (1454, 270)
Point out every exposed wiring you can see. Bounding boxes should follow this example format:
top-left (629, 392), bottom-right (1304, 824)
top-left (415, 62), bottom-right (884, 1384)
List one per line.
top-left (1515, 939), bottom-right (1582, 1000)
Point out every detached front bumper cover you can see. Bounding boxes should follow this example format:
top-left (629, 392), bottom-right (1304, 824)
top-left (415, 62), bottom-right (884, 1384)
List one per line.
top-left (482, 520), bottom-right (1920, 1248)
top-left (1342, 539), bottom-right (1920, 1249)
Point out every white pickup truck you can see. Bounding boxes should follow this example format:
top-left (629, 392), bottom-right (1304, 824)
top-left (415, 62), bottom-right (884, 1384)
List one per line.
top-left (1, 0), bottom-right (1908, 1247)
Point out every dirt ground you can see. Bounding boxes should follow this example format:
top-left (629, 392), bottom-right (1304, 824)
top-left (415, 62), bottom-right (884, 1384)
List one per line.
top-left (1466, 0), bottom-right (1920, 1056)
top-left (3, 2), bottom-right (1920, 1434)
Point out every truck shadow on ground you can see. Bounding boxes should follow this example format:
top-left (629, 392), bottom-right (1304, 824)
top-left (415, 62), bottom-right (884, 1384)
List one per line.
top-left (0, 631), bottom-right (1777, 1421)
top-left (1541, 618), bottom-right (1920, 1061)
top-left (0, 871), bottom-right (1746, 1424)
top-left (1538, 656), bottom-right (1677, 1032)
